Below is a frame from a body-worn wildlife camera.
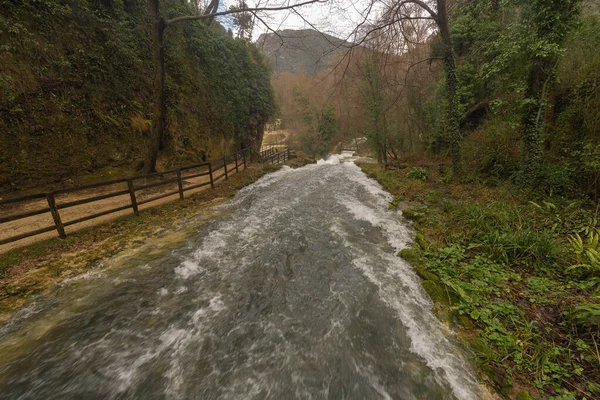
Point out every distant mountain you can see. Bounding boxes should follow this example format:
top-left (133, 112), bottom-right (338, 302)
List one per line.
top-left (256, 29), bottom-right (350, 75)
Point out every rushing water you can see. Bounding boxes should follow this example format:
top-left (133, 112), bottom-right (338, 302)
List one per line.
top-left (0, 154), bottom-right (488, 400)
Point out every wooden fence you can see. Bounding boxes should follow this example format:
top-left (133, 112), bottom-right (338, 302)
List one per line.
top-left (0, 147), bottom-right (290, 247)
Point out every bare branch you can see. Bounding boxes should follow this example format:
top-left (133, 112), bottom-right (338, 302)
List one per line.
top-left (402, 0), bottom-right (438, 20)
top-left (165, 0), bottom-right (326, 25)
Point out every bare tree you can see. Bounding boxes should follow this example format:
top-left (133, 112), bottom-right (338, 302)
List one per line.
top-left (345, 0), bottom-right (461, 173)
top-left (145, 0), bottom-right (324, 172)
top-left (229, 0), bottom-right (255, 41)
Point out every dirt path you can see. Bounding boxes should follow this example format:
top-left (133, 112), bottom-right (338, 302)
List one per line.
top-left (0, 161), bottom-right (240, 254)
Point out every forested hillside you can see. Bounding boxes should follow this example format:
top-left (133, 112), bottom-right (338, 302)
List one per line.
top-left (0, 0), bottom-right (274, 192)
top-left (273, 2), bottom-right (600, 199)
top-left (257, 29), bottom-right (348, 75)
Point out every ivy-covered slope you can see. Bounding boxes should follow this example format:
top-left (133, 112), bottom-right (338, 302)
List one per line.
top-left (0, 0), bottom-right (274, 191)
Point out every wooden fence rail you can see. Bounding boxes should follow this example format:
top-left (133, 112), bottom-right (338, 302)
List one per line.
top-left (262, 147), bottom-right (290, 164)
top-left (0, 147), bottom-right (289, 247)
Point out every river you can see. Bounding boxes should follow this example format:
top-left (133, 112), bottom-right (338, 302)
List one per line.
top-left (0, 154), bottom-right (487, 399)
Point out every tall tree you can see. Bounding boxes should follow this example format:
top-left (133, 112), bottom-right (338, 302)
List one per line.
top-left (145, 0), bottom-right (323, 172)
top-left (361, 56), bottom-right (387, 163)
top-left (363, 0), bottom-right (462, 174)
top-left (229, 0), bottom-right (255, 41)
top-left (516, 0), bottom-right (580, 181)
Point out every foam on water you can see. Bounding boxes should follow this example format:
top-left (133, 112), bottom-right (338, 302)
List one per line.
top-left (324, 158), bottom-right (484, 400)
top-left (236, 165), bottom-right (294, 192)
top-left (59, 270), bottom-right (106, 286)
top-left (317, 154), bottom-right (341, 165)
top-left (174, 260), bottom-right (203, 280)
top-left (169, 154), bottom-right (485, 399)
top-left (0, 302), bottom-right (45, 336)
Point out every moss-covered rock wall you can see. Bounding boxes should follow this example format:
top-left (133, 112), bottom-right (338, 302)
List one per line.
top-left (0, 0), bottom-right (274, 190)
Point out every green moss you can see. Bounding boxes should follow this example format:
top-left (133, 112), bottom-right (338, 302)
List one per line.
top-left (415, 233), bottom-right (429, 251)
top-left (399, 246), bottom-right (442, 283)
top-left (0, 237), bottom-right (76, 278)
top-left (516, 390), bottom-right (534, 400)
top-left (398, 248), bottom-right (421, 263)
top-left (421, 280), bottom-right (445, 303)
top-left (401, 208), bottom-right (427, 224)
top-left (457, 315), bottom-right (475, 329)
top-left (81, 168), bottom-right (125, 183)
top-left (0, 0), bottom-right (274, 190)
top-left (420, 280), bottom-right (456, 324)
top-left (417, 266), bottom-right (440, 282)
top-left (421, 281), bottom-right (444, 302)
top-left (389, 194), bottom-right (404, 209)
top-left (588, 382), bottom-right (600, 396)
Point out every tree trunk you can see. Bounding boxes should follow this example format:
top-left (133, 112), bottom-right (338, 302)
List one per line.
top-left (382, 111), bottom-right (388, 163)
top-left (521, 64), bottom-right (546, 181)
top-left (147, 0), bottom-right (167, 173)
top-left (437, 0), bottom-right (462, 175)
top-left (203, 0), bottom-right (219, 25)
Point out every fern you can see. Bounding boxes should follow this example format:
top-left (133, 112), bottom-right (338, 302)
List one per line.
top-left (567, 231), bottom-right (600, 274)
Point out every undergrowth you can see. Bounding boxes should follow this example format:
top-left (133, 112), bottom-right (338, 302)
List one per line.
top-left (360, 163), bottom-right (600, 400)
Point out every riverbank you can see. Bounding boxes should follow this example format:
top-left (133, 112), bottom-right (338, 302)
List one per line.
top-left (359, 163), bottom-right (600, 399)
top-left (0, 162), bottom-right (294, 324)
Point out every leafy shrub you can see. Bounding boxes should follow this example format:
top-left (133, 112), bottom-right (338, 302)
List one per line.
top-left (568, 231), bottom-right (600, 277)
top-left (565, 303), bottom-right (600, 330)
top-left (536, 164), bottom-right (576, 197)
top-left (407, 167), bottom-right (428, 181)
top-left (437, 174), bottom-right (452, 184)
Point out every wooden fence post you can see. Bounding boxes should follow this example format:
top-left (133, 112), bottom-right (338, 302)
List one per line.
top-left (208, 162), bottom-right (214, 188)
top-left (243, 149), bottom-right (247, 169)
top-left (127, 179), bottom-right (140, 216)
top-left (46, 193), bottom-right (66, 239)
top-left (223, 158), bottom-right (228, 180)
top-left (235, 153), bottom-right (239, 173)
top-left (176, 170), bottom-right (184, 200)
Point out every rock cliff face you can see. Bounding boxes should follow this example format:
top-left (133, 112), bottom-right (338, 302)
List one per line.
top-left (256, 29), bottom-right (349, 75)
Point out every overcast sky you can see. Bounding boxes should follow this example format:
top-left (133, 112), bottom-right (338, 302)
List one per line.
top-left (216, 0), bottom-right (377, 41)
